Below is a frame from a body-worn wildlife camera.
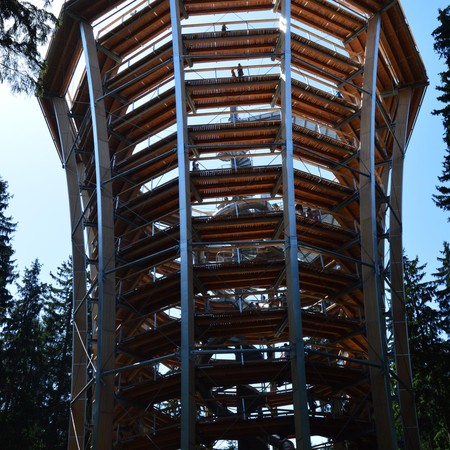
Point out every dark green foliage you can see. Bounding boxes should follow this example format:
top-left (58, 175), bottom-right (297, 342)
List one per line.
top-left (41, 259), bottom-right (73, 450)
top-left (0, 259), bottom-right (73, 450)
top-left (0, 0), bottom-right (56, 95)
top-left (432, 147), bottom-right (450, 216)
top-left (0, 177), bottom-right (16, 320)
top-left (0, 260), bottom-right (48, 450)
top-left (432, 241), bottom-right (450, 336)
top-left (432, 7), bottom-right (450, 216)
top-left (404, 255), bottom-right (450, 449)
top-left (0, 176), bottom-right (72, 448)
top-left (433, 6), bottom-right (450, 137)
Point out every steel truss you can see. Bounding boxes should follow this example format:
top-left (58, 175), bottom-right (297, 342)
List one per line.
top-left (39, 0), bottom-right (427, 449)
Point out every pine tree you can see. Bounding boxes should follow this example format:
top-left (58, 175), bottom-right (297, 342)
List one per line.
top-left (0, 260), bottom-right (48, 450)
top-left (432, 6), bottom-right (450, 216)
top-left (0, 0), bottom-right (56, 95)
top-left (0, 177), bottom-right (16, 320)
top-left (433, 241), bottom-right (450, 336)
top-left (42, 259), bottom-right (73, 450)
top-left (404, 255), bottom-right (450, 449)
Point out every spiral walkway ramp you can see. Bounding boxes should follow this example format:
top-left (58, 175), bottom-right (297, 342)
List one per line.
top-left (39, 0), bottom-right (427, 449)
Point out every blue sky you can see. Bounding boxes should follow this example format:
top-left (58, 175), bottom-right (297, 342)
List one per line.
top-left (0, 1), bottom-right (448, 281)
top-left (401, 1), bottom-right (449, 276)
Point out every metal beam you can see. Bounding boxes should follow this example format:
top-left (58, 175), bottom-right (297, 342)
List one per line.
top-left (281, 0), bottom-right (311, 448)
top-left (389, 88), bottom-right (421, 450)
top-left (80, 21), bottom-right (116, 450)
top-left (169, 1), bottom-right (195, 448)
top-left (359, 14), bottom-right (397, 449)
top-left (52, 97), bottom-right (88, 450)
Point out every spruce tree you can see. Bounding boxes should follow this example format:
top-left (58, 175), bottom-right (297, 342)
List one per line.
top-left (432, 6), bottom-right (450, 216)
top-left (42, 259), bottom-right (73, 450)
top-left (0, 0), bottom-right (56, 94)
top-left (404, 255), bottom-right (450, 449)
top-left (0, 260), bottom-right (48, 450)
top-left (433, 241), bottom-right (450, 336)
top-left (0, 177), bottom-right (16, 320)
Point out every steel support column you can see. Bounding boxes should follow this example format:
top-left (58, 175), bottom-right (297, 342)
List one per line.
top-left (169, 1), bottom-right (195, 448)
top-left (280, 1), bottom-right (311, 448)
top-left (53, 97), bottom-right (88, 450)
top-left (359, 14), bottom-right (397, 449)
top-left (390, 88), bottom-right (420, 450)
top-left (80, 21), bottom-right (116, 450)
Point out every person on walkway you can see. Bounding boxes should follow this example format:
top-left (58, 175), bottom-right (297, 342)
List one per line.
top-left (237, 63), bottom-right (244, 78)
top-left (281, 343), bottom-right (290, 360)
top-left (281, 439), bottom-right (295, 449)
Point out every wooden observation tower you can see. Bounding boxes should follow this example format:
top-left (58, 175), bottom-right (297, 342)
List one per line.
top-left (39, 0), bottom-right (427, 449)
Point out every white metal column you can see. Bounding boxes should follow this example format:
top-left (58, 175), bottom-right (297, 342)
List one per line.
top-left (80, 21), bottom-right (116, 450)
top-left (280, 1), bottom-right (311, 448)
top-left (359, 13), bottom-right (397, 449)
top-left (169, 1), bottom-right (195, 448)
top-left (390, 88), bottom-right (420, 450)
top-left (53, 97), bottom-right (88, 450)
